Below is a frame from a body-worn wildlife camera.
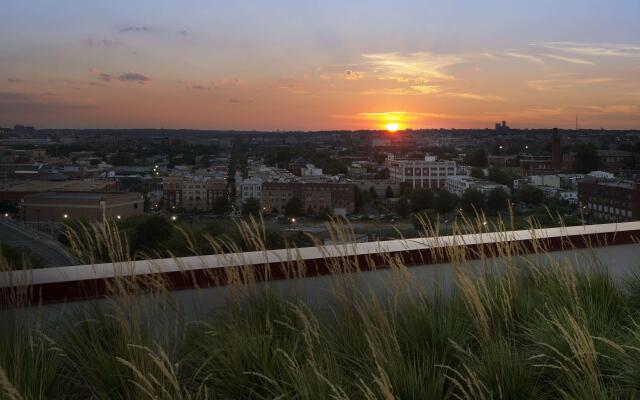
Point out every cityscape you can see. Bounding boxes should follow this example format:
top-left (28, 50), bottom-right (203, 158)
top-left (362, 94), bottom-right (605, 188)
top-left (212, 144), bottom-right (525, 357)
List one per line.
top-left (2, 1), bottom-right (640, 399)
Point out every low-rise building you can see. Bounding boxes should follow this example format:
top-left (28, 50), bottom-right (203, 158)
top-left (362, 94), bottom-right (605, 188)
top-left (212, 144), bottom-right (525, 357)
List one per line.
top-left (386, 154), bottom-right (458, 189)
top-left (21, 192), bottom-right (143, 223)
top-left (578, 179), bottom-right (640, 222)
top-left (162, 176), bottom-right (227, 211)
top-left (0, 179), bottom-right (118, 203)
top-left (240, 177), bottom-right (263, 203)
top-left (261, 182), bottom-right (355, 215)
top-left (445, 176), bottom-right (510, 197)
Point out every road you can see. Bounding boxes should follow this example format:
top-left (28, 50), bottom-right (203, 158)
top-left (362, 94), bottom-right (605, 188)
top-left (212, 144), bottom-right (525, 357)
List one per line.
top-left (0, 220), bottom-right (77, 267)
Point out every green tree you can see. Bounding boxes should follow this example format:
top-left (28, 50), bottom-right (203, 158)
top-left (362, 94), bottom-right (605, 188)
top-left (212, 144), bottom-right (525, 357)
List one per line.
top-left (464, 149), bottom-right (488, 168)
top-left (435, 190), bottom-right (458, 214)
top-left (487, 188), bottom-right (510, 211)
top-left (212, 197), bottom-right (232, 216)
top-left (470, 168), bottom-right (485, 179)
top-left (513, 186), bottom-right (544, 205)
top-left (369, 186), bottom-right (378, 200)
top-left (241, 198), bottom-right (261, 217)
top-left (461, 188), bottom-right (486, 213)
top-left (109, 152), bottom-right (135, 166)
top-left (0, 200), bottom-right (18, 214)
top-left (575, 145), bottom-right (601, 173)
top-left (394, 197), bottom-right (411, 218)
top-left (488, 167), bottom-right (512, 186)
top-left (385, 186), bottom-right (394, 198)
top-left (410, 189), bottom-right (435, 212)
top-left (284, 197), bottom-right (304, 218)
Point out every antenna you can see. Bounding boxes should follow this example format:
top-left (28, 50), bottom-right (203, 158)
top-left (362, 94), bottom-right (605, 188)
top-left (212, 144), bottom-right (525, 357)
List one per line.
top-left (575, 113), bottom-right (578, 131)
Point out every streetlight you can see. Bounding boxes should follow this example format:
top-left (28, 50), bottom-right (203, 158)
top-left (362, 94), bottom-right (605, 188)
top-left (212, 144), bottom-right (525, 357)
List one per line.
top-left (116, 215), bottom-right (121, 220)
top-left (171, 215), bottom-right (177, 221)
top-left (63, 214), bottom-right (68, 219)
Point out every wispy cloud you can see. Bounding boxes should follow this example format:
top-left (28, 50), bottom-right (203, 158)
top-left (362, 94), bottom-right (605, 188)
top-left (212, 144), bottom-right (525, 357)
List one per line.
top-left (118, 72), bottom-right (150, 83)
top-left (81, 39), bottom-right (122, 48)
top-left (7, 78), bottom-right (24, 83)
top-left (504, 50), bottom-right (544, 64)
top-left (528, 77), bottom-right (614, 91)
top-left (361, 52), bottom-right (462, 83)
top-left (444, 92), bottom-right (504, 101)
top-left (535, 42), bottom-right (640, 57)
top-left (542, 53), bottom-right (594, 65)
top-left (119, 26), bottom-right (154, 34)
top-left (344, 70), bottom-right (362, 80)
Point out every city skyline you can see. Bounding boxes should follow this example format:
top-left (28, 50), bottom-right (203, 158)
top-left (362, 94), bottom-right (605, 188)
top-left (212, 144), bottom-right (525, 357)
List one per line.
top-left (1, 0), bottom-right (639, 130)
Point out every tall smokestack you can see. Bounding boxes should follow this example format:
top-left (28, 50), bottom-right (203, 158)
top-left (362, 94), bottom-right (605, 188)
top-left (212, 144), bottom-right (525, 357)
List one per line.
top-left (552, 128), bottom-right (562, 170)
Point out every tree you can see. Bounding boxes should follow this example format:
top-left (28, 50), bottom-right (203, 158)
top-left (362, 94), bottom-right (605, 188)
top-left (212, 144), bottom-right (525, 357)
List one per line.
top-left (241, 198), bottom-right (261, 217)
top-left (354, 186), bottom-right (364, 212)
top-left (394, 197), bottom-right (411, 218)
top-left (410, 189), bottom-right (435, 212)
top-left (284, 197), bottom-right (304, 218)
top-left (369, 186), bottom-right (378, 200)
top-left (212, 196), bottom-right (231, 216)
top-left (110, 152), bottom-right (135, 166)
top-left (464, 149), bottom-right (488, 168)
top-left (435, 190), bottom-right (458, 214)
top-left (488, 167), bottom-right (512, 186)
top-left (0, 200), bottom-right (18, 214)
top-left (513, 186), bottom-right (544, 205)
top-left (385, 186), bottom-right (394, 198)
top-left (461, 188), bottom-right (486, 213)
top-left (575, 145), bottom-right (601, 173)
top-left (487, 188), bottom-right (510, 211)
top-left (470, 168), bottom-right (485, 179)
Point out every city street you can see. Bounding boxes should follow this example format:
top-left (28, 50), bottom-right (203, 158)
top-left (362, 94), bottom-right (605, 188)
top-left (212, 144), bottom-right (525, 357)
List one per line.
top-left (0, 220), bottom-right (76, 267)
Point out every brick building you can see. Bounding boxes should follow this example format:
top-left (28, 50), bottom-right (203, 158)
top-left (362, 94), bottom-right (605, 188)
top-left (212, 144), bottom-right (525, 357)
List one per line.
top-left (577, 179), bottom-right (640, 222)
top-left (261, 182), bottom-right (355, 215)
top-left (21, 192), bottom-right (143, 223)
top-left (162, 176), bottom-right (227, 211)
top-left (385, 154), bottom-right (458, 189)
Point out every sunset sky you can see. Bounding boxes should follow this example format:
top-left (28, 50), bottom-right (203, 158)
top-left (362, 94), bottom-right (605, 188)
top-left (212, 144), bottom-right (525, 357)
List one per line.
top-left (1, 0), bottom-right (639, 130)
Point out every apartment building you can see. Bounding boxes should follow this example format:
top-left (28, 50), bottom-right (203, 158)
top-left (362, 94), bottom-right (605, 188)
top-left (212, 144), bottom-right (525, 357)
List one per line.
top-left (239, 177), bottom-right (263, 203)
top-left (261, 182), bottom-right (355, 215)
top-left (578, 179), bottom-right (640, 222)
top-left (162, 176), bottom-right (227, 210)
top-left (386, 154), bottom-right (458, 189)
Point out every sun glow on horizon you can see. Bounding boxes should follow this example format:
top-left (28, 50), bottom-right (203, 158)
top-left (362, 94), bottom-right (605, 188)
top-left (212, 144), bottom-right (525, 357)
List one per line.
top-left (385, 122), bottom-right (400, 132)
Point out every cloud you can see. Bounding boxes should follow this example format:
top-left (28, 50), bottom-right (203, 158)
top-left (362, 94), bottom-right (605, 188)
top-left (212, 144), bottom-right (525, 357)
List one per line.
top-left (82, 39), bottom-right (122, 48)
top-left (177, 30), bottom-right (188, 36)
top-left (534, 42), bottom-right (640, 57)
top-left (229, 98), bottom-right (253, 104)
top-left (7, 78), bottom-right (24, 83)
top-left (444, 92), bottom-right (504, 101)
top-left (504, 50), bottom-right (544, 64)
top-left (344, 70), bottom-right (362, 80)
top-left (542, 53), bottom-right (594, 65)
top-left (118, 72), bottom-right (150, 83)
top-left (528, 77), bottom-right (614, 91)
top-left (577, 104), bottom-right (639, 115)
top-left (119, 26), bottom-right (154, 33)
top-left (361, 52), bottom-right (462, 84)
top-left (0, 91), bottom-right (95, 115)
top-left (89, 69), bottom-right (114, 82)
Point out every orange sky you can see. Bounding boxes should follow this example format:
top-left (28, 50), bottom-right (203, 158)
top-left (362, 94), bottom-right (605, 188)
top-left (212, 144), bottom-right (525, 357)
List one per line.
top-left (1, 1), bottom-right (639, 130)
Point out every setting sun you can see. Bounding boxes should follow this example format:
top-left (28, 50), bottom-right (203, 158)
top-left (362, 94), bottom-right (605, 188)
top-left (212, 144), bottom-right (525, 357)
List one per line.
top-left (386, 123), bottom-right (400, 132)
